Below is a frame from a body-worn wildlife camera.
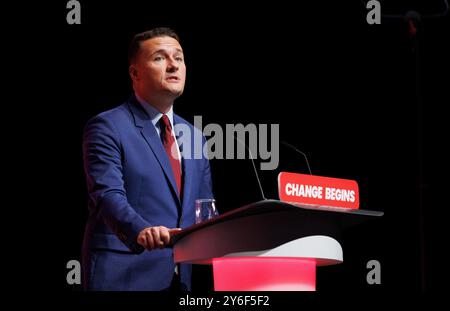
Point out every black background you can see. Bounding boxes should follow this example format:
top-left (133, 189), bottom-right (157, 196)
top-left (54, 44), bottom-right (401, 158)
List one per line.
top-left (16, 0), bottom-right (449, 306)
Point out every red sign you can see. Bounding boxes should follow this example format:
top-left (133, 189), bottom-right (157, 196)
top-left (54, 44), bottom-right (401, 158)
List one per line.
top-left (278, 172), bottom-right (359, 209)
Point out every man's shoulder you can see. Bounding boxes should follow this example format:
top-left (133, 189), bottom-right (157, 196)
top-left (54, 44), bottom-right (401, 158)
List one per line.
top-left (90, 101), bottom-right (131, 122)
top-left (173, 114), bottom-right (202, 135)
top-left (85, 98), bottom-right (137, 128)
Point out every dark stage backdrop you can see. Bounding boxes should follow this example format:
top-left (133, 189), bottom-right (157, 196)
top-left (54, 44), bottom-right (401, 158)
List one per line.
top-left (20, 0), bottom-right (448, 302)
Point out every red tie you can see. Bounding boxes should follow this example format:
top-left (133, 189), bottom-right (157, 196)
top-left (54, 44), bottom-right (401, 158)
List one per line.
top-left (160, 114), bottom-right (182, 196)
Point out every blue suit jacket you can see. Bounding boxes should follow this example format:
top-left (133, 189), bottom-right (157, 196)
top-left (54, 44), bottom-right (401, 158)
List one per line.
top-left (82, 96), bottom-right (213, 290)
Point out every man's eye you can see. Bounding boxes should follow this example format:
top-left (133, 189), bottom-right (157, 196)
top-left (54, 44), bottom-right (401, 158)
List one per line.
top-left (154, 56), bottom-right (164, 61)
top-left (175, 57), bottom-right (184, 62)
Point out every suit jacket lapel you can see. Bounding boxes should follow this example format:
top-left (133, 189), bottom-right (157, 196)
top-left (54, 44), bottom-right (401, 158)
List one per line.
top-left (128, 97), bottom-right (181, 206)
top-left (174, 114), bottom-right (194, 211)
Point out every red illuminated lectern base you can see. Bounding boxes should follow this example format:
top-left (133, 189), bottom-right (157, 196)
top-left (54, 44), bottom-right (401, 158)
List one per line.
top-left (212, 257), bottom-right (316, 291)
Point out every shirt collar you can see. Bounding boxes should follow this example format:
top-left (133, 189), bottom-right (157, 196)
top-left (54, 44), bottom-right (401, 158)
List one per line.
top-left (135, 93), bottom-right (175, 129)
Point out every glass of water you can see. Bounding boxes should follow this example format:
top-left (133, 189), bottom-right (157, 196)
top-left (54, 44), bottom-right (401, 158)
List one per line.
top-left (195, 199), bottom-right (218, 224)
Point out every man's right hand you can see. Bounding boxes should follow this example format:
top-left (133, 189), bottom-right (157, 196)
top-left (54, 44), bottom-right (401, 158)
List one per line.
top-left (137, 226), bottom-right (182, 250)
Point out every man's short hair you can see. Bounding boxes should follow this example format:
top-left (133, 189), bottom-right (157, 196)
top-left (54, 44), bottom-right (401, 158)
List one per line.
top-left (128, 27), bottom-right (180, 65)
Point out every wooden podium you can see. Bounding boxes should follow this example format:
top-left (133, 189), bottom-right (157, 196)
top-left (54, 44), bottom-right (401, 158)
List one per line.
top-left (172, 199), bottom-right (383, 291)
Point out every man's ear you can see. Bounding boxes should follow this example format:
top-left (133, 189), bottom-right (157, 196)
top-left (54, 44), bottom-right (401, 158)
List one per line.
top-left (129, 65), bottom-right (138, 81)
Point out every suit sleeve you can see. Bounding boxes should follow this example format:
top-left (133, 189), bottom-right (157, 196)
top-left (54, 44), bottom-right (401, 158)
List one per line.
top-left (83, 115), bottom-right (150, 253)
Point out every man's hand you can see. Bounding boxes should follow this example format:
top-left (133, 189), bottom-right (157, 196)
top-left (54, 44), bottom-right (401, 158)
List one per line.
top-left (137, 226), bottom-right (182, 250)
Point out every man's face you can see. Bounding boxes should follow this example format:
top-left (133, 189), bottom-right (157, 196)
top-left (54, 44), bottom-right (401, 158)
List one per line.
top-left (131, 36), bottom-right (186, 100)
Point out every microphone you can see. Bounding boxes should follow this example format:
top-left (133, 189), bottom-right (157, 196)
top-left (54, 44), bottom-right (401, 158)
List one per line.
top-left (233, 135), bottom-right (267, 200)
top-left (281, 141), bottom-right (313, 175)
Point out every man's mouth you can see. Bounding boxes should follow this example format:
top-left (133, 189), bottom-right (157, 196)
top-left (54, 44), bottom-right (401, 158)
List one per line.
top-left (166, 76), bottom-right (180, 82)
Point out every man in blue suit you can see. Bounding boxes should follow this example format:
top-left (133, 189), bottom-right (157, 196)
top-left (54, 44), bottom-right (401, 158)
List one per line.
top-left (82, 27), bottom-right (213, 290)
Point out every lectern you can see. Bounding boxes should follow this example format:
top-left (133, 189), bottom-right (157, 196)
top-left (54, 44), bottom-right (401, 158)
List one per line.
top-left (172, 199), bottom-right (383, 291)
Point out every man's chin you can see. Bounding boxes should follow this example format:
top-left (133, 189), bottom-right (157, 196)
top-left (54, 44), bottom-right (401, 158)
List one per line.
top-left (166, 88), bottom-right (184, 98)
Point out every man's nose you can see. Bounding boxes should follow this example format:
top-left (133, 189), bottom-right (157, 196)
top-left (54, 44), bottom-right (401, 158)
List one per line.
top-left (166, 58), bottom-right (179, 72)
